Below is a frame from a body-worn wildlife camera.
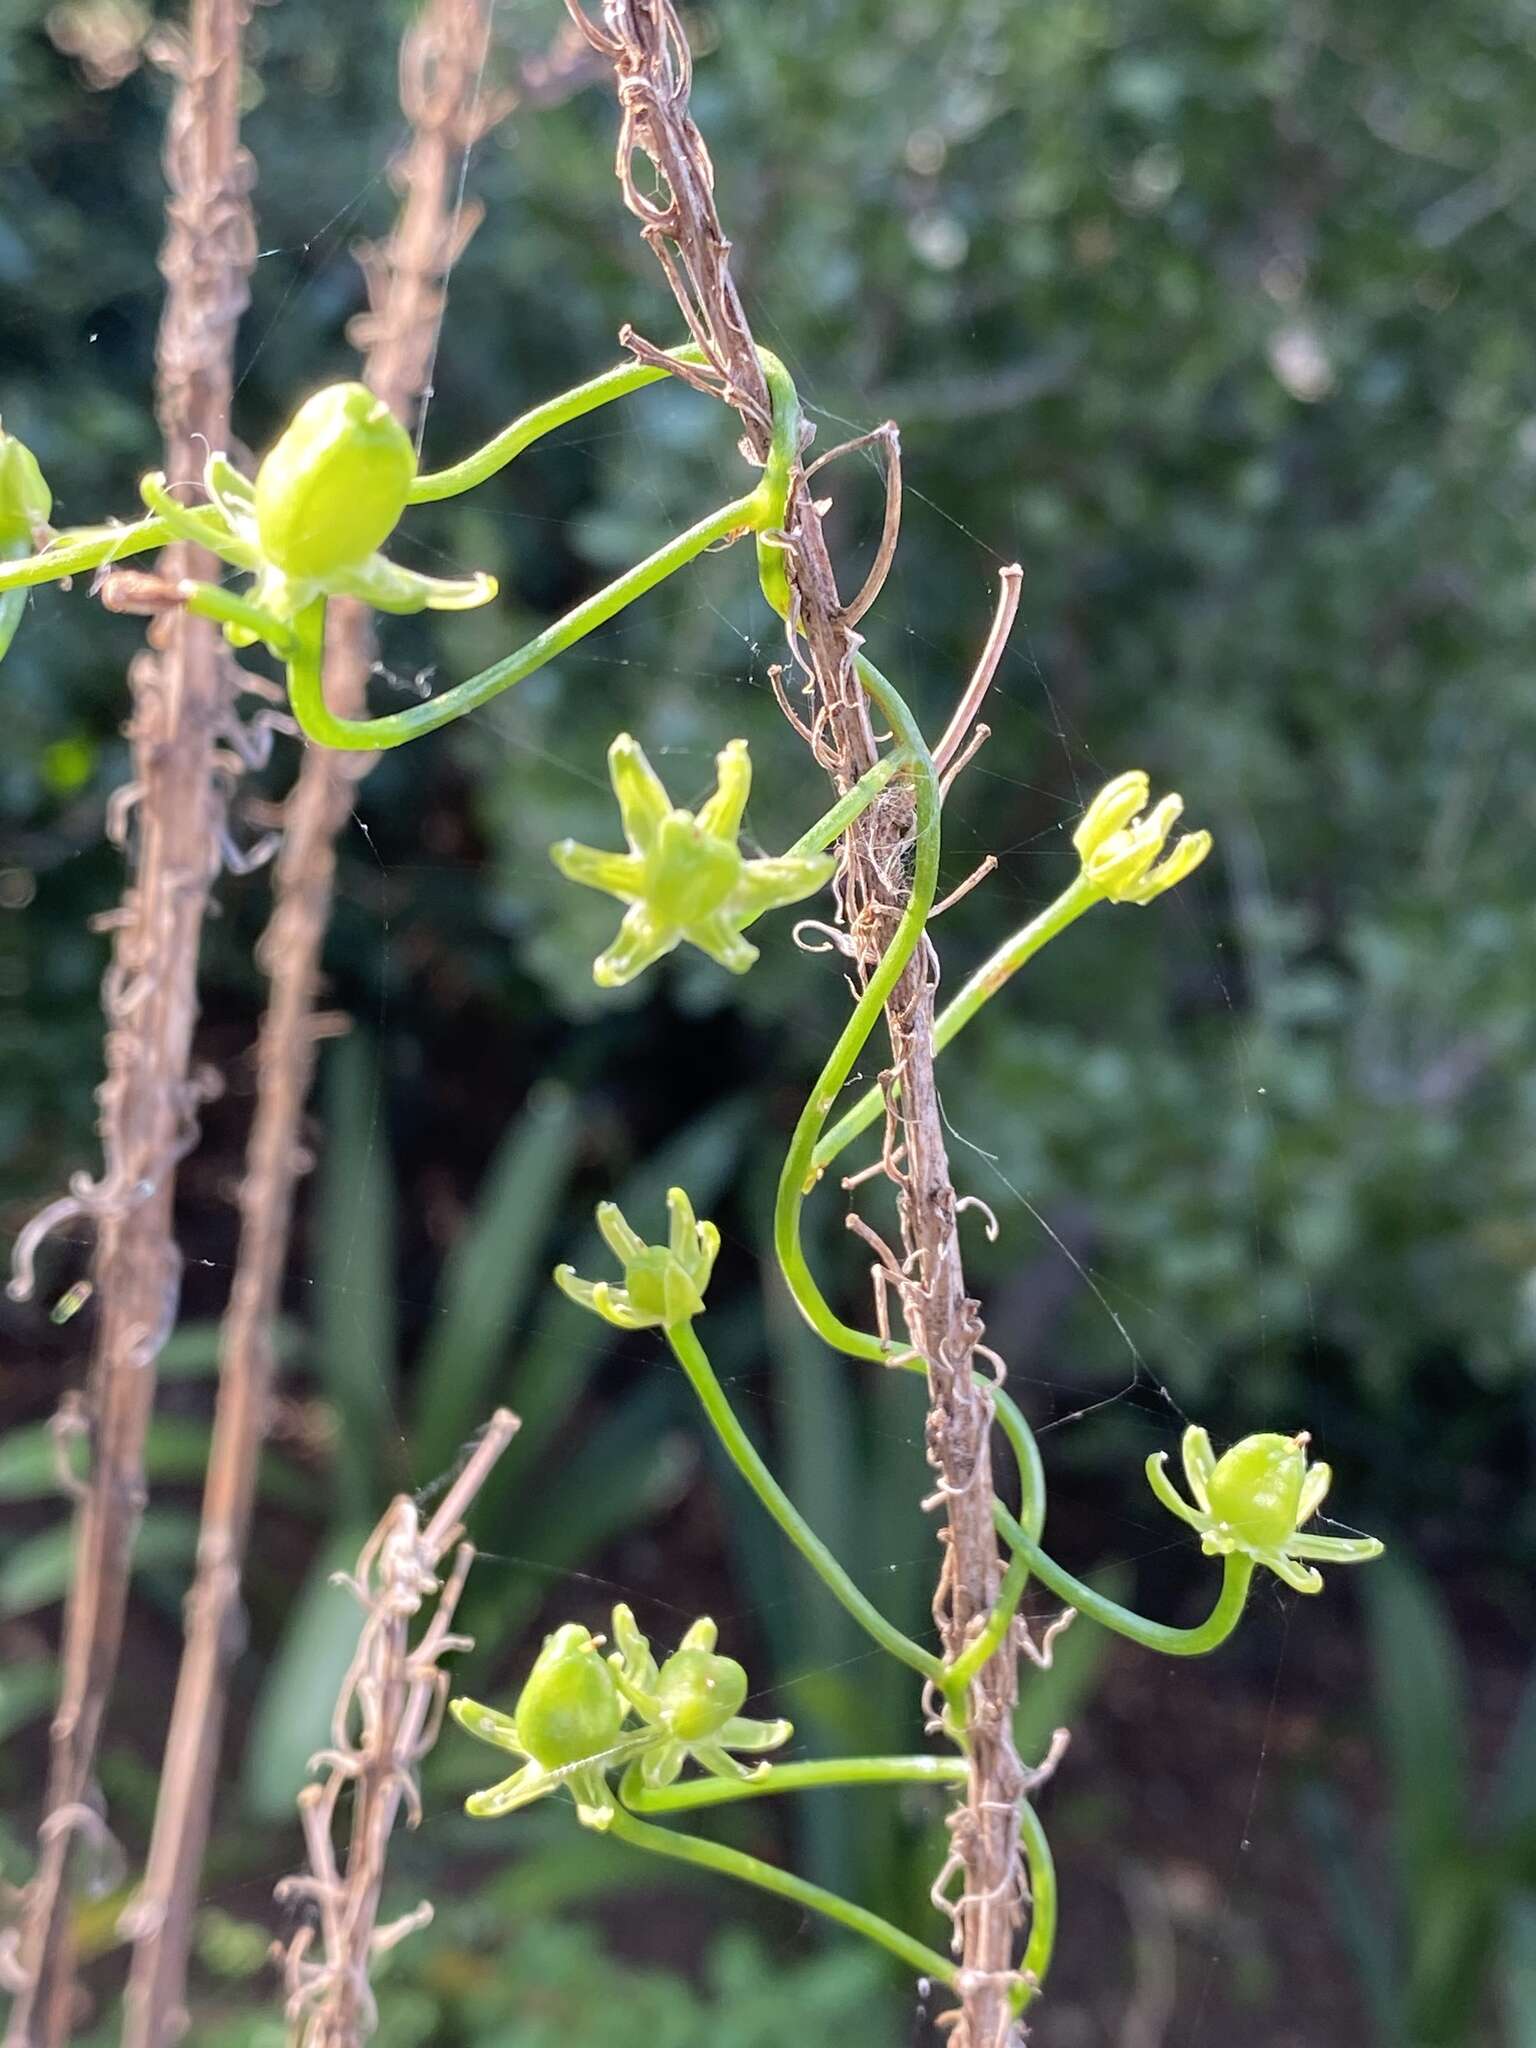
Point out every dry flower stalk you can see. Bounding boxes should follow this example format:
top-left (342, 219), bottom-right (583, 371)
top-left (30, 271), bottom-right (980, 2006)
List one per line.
top-left (274, 1408), bottom-right (519, 2048)
top-left (2, 6), bottom-right (256, 2042)
top-left (566, 4), bottom-right (1030, 2040)
top-left (118, 10), bottom-right (514, 2037)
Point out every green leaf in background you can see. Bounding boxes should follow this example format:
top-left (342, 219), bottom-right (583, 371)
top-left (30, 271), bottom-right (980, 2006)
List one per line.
top-left (155, 1318), bottom-right (302, 1380)
top-left (315, 1034), bottom-right (400, 1521)
top-left (240, 1523), bottom-right (372, 1822)
top-left (1364, 1558), bottom-right (1472, 1929)
top-left (1505, 1896), bottom-right (1536, 2048)
top-left (0, 1658), bottom-right (56, 1744)
top-left (448, 1381), bottom-right (690, 1678)
top-left (0, 1417), bottom-right (312, 1515)
top-left (0, 1511), bottom-right (198, 1619)
top-left (410, 1079), bottom-right (581, 1484)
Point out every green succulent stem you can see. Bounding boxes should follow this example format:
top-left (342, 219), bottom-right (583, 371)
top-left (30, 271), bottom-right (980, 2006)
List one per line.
top-left (812, 870), bottom-right (1103, 1174)
top-left (283, 485), bottom-right (762, 750)
top-left (784, 745), bottom-right (913, 862)
top-left (1015, 1795), bottom-right (1058, 2013)
top-left (621, 1753), bottom-right (968, 1812)
top-left (603, 1805), bottom-right (961, 1990)
top-left (993, 1517), bottom-right (1256, 1656)
top-left (0, 514), bottom-right (174, 597)
top-left (665, 1320), bottom-right (944, 1683)
top-left (769, 651), bottom-right (941, 1368)
top-left (181, 580), bottom-right (297, 653)
top-left (0, 537), bottom-right (30, 663)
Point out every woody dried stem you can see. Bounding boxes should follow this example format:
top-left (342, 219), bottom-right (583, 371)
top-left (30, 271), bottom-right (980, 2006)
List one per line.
top-left (2, 7), bottom-right (256, 2041)
top-left (274, 1410), bottom-right (519, 2048)
top-left (117, 8), bottom-right (518, 2040)
top-left (565, 4), bottom-right (1031, 2040)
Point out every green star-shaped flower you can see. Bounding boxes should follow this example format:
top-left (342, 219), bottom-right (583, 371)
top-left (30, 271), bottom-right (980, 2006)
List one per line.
top-left (1147, 1425), bottom-right (1384, 1594)
top-left (551, 734), bottom-right (836, 987)
top-left (554, 1187), bottom-right (719, 1331)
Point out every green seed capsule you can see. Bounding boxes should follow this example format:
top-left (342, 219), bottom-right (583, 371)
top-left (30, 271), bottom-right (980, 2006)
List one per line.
top-left (514, 1623), bottom-right (625, 1770)
top-left (253, 382), bottom-right (414, 580)
top-left (0, 423), bottom-right (51, 548)
top-left (655, 1648), bottom-right (748, 1742)
top-left (1206, 1433), bottom-right (1307, 1549)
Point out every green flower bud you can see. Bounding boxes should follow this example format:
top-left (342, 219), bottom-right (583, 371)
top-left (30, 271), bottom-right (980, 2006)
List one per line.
top-left (253, 382), bottom-right (415, 581)
top-left (1205, 1432), bottom-right (1308, 1550)
top-left (514, 1623), bottom-right (625, 1770)
top-left (1073, 769), bottom-right (1211, 906)
top-left (0, 422), bottom-right (52, 548)
top-left (655, 1647), bottom-right (749, 1742)
top-left (555, 1187), bottom-right (720, 1332)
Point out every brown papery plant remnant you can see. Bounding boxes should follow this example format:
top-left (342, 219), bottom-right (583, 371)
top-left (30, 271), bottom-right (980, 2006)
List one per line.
top-left (275, 1409), bottom-right (520, 2048)
top-left (565, 4), bottom-right (1034, 2041)
top-left (114, 6), bottom-right (533, 2041)
top-left (2, 4), bottom-right (257, 2041)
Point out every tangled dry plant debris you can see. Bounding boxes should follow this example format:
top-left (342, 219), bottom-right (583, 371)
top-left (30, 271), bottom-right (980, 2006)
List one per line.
top-left (116, 7), bottom-right (529, 2040)
top-left (275, 1410), bottom-right (519, 2048)
top-left (2, 6), bottom-right (258, 2040)
top-left (564, 4), bottom-right (1033, 2039)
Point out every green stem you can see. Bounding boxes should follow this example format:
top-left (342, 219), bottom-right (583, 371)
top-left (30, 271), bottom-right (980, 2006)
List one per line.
top-left (665, 1321), bottom-right (943, 1683)
top-left (283, 488), bottom-right (758, 750)
top-left (0, 516), bottom-right (173, 595)
top-left (410, 357), bottom-right (677, 503)
top-left (604, 1805), bottom-right (959, 1991)
top-left (785, 747), bottom-right (911, 860)
top-left (812, 871), bottom-right (1102, 1174)
top-left (770, 652), bottom-right (942, 1367)
top-left (993, 1515), bottom-right (1255, 1656)
top-left (181, 580), bottom-right (294, 652)
top-left (0, 537), bottom-right (29, 662)
top-left (1015, 1797), bottom-right (1057, 2013)
top-left (409, 341), bottom-right (797, 531)
top-left (621, 1754), bottom-right (967, 1814)
top-left (942, 1384), bottom-right (1045, 1700)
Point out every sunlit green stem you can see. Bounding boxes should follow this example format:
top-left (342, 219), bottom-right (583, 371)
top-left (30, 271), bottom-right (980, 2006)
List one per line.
top-left (410, 341), bottom-right (798, 535)
top-left (622, 1754), bottom-right (968, 1814)
top-left (410, 357), bottom-right (677, 503)
top-left (182, 581), bottom-right (295, 653)
top-left (1015, 1797), bottom-right (1057, 2013)
top-left (785, 747), bottom-right (912, 860)
top-left (604, 1805), bottom-right (960, 1990)
top-left (994, 1513), bottom-right (1255, 1655)
top-left (0, 539), bottom-right (28, 662)
top-left (665, 1321), bottom-right (943, 1683)
top-left (942, 1384), bottom-right (1045, 1701)
top-left (770, 653), bottom-right (941, 1367)
top-left (283, 341), bottom-right (806, 751)
top-left (813, 871), bottom-right (1102, 1174)
top-left (0, 516), bottom-right (172, 594)
top-left (284, 487), bottom-right (758, 750)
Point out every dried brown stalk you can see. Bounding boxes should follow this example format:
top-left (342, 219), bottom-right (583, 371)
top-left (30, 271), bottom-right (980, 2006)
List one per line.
top-left (118, 8), bottom-right (517, 2040)
top-left (2, 7), bottom-right (256, 2042)
top-left (274, 1409), bottom-right (519, 2048)
top-left (566, 6), bottom-right (1031, 2041)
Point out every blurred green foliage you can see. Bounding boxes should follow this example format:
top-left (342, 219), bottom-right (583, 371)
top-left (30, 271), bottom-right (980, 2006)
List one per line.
top-left (77, 1907), bottom-right (900, 2047)
top-left (1303, 1558), bottom-right (1536, 2046)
